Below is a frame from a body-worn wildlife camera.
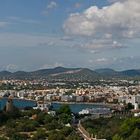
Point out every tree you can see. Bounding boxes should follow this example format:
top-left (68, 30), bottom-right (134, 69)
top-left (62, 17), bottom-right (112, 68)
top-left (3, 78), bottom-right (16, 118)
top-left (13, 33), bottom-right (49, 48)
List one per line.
top-left (48, 131), bottom-right (65, 140)
top-left (138, 104), bottom-right (140, 109)
top-left (17, 120), bottom-right (39, 132)
top-left (128, 128), bottom-right (140, 140)
top-left (10, 133), bottom-right (27, 140)
top-left (32, 128), bottom-right (47, 140)
top-left (116, 117), bottom-right (140, 140)
top-left (36, 112), bottom-right (46, 125)
top-left (44, 114), bottom-right (54, 124)
top-left (58, 113), bottom-right (72, 124)
top-left (60, 126), bottom-right (73, 137)
top-left (67, 135), bottom-right (83, 140)
top-left (67, 132), bottom-right (83, 140)
top-left (0, 111), bottom-right (9, 125)
top-left (45, 119), bottom-right (63, 130)
top-left (125, 103), bottom-right (134, 111)
top-left (112, 134), bottom-right (123, 140)
top-left (0, 137), bottom-right (7, 140)
top-left (57, 104), bottom-right (71, 115)
top-left (6, 119), bottom-right (16, 128)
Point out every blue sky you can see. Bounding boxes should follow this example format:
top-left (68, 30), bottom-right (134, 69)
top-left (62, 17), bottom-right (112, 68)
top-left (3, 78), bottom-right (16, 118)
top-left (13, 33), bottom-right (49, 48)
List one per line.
top-left (0, 0), bottom-right (140, 71)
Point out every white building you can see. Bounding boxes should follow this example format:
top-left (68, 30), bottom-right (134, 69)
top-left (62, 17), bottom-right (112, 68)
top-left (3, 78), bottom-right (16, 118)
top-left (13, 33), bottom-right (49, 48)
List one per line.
top-left (33, 102), bottom-right (50, 111)
top-left (118, 95), bottom-right (140, 105)
top-left (79, 109), bottom-right (90, 115)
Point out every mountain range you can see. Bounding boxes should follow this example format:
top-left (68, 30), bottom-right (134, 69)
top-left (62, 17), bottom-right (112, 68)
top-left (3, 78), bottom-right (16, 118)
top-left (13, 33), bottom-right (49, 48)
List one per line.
top-left (0, 67), bottom-right (140, 81)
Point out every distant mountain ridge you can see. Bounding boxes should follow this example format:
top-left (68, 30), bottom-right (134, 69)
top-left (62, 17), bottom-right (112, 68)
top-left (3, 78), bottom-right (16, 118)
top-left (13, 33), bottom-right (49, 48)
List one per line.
top-left (95, 68), bottom-right (120, 76)
top-left (0, 67), bottom-right (140, 81)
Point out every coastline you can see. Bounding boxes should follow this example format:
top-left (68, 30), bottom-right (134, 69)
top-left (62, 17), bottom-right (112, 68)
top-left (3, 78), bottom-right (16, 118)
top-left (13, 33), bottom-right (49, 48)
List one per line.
top-left (0, 97), bottom-right (36, 102)
top-left (50, 101), bottom-right (117, 107)
top-left (0, 97), bottom-right (118, 108)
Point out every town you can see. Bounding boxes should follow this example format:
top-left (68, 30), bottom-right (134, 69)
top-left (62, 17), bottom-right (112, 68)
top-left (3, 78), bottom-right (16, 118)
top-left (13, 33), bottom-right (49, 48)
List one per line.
top-left (0, 79), bottom-right (140, 140)
top-left (0, 79), bottom-right (140, 107)
top-left (0, 0), bottom-right (140, 139)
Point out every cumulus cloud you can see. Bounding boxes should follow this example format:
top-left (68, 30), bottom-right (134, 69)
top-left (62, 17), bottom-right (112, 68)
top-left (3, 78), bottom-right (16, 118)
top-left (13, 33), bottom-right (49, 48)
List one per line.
top-left (47, 1), bottom-right (57, 9)
top-left (64, 0), bottom-right (140, 39)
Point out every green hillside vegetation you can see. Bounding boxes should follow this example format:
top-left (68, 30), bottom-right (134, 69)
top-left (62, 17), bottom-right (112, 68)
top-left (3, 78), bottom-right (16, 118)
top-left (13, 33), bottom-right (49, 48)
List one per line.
top-left (1, 67), bottom-right (140, 81)
top-left (82, 117), bottom-right (140, 140)
top-left (0, 105), bottom-right (82, 140)
top-left (48, 68), bottom-right (100, 81)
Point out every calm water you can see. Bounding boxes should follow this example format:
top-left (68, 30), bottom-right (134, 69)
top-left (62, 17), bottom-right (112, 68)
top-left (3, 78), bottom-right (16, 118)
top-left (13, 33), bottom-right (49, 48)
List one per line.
top-left (0, 98), bottom-right (108, 113)
top-left (52, 103), bottom-right (108, 113)
top-left (0, 98), bottom-right (37, 110)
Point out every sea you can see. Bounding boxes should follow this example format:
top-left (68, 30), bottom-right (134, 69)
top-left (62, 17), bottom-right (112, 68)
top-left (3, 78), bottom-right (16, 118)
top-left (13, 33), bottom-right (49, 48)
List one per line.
top-left (51, 102), bottom-right (109, 113)
top-left (0, 98), bottom-right (37, 110)
top-left (0, 98), bottom-right (108, 113)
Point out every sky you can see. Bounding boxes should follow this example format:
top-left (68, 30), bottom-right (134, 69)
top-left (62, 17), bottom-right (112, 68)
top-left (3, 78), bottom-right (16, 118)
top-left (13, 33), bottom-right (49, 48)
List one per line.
top-left (0, 0), bottom-right (140, 72)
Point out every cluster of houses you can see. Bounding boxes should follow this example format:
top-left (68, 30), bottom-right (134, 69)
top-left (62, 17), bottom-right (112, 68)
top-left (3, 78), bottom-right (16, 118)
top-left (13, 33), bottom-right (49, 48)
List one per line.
top-left (0, 84), bottom-right (140, 104)
top-left (0, 81), bottom-right (140, 116)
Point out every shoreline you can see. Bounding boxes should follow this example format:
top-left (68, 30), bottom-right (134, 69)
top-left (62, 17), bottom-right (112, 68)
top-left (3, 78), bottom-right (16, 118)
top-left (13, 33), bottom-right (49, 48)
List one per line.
top-left (50, 101), bottom-right (117, 107)
top-left (0, 97), bottom-right (36, 102)
top-left (0, 97), bottom-right (118, 108)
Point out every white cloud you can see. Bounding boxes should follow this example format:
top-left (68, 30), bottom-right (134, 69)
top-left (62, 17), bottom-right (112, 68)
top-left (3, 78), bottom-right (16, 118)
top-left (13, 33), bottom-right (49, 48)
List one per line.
top-left (5, 64), bottom-right (18, 72)
top-left (47, 1), bottom-right (57, 9)
top-left (42, 1), bottom-right (58, 15)
top-left (78, 38), bottom-right (125, 50)
top-left (64, 0), bottom-right (140, 39)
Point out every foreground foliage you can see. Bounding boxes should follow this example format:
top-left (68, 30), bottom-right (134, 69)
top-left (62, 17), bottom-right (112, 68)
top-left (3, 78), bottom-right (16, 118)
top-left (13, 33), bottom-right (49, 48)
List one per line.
top-left (0, 105), bottom-right (82, 140)
top-left (82, 117), bottom-right (140, 140)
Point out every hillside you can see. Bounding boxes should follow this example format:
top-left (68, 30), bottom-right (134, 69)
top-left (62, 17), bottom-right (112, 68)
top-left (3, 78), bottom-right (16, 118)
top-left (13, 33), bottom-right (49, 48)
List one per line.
top-left (47, 68), bottom-right (101, 81)
top-left (95, 68), bottom-right (120, 77)
top-left (0, 67), bottom-right (140, 81)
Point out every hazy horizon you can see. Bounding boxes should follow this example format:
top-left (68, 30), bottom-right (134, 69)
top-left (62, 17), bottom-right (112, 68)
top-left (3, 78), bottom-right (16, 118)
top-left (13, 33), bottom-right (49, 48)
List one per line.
top-left (0, 66), bottom-right (140, 73)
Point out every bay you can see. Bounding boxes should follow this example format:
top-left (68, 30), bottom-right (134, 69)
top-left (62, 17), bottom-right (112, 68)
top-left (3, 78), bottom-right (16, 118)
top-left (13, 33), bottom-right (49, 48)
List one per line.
top-left (0, 98), bottom-right (37, 110)
top-left (52, 102), bottom-right (109, 113)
